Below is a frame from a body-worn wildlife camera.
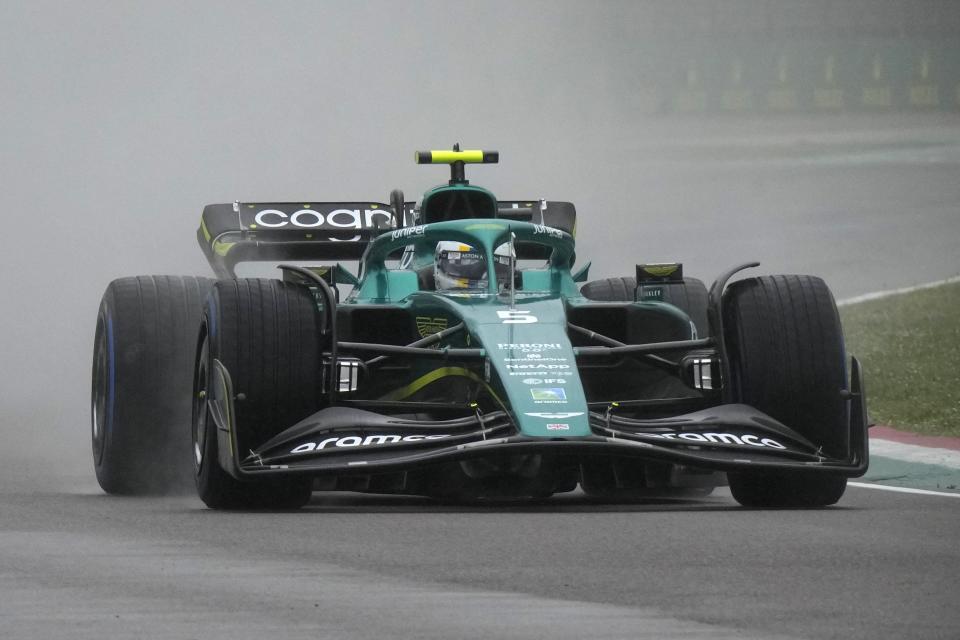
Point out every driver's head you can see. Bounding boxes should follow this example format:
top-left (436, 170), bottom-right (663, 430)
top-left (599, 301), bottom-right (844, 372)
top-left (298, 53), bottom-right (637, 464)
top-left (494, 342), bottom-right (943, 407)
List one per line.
top-left (434, 241), bottom-right (514, 291)
top-left (435, 241), bottom-right (487, 290)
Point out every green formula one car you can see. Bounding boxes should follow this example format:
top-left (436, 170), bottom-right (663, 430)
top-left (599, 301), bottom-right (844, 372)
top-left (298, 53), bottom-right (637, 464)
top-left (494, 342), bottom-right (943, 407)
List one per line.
top-left (91, 148), bottom-right (868, 509)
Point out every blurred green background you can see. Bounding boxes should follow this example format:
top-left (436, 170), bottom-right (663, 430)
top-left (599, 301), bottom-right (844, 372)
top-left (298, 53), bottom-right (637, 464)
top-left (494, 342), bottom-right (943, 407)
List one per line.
top-left (841, 281), bottom-right (960, 436)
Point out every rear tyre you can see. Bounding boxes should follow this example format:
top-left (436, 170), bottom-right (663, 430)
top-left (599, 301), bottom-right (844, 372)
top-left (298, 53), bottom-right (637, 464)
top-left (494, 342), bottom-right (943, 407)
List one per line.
top-left (92, 276), bottom-right (213, 495)
top-left (579, 276), bottom-right (714, 500)
top-left (193, 279), bottom-right (324, 510)
top-left (580, 276), bottom-right (709, 336)
top-left (723, 275), bottom-right (849, 508)
top-left (580, 276), bottom-right (635, 303)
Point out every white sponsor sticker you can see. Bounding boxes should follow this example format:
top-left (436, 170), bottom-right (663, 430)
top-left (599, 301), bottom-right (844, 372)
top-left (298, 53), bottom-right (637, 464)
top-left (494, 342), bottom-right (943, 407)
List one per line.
top-left (254, 208), bottom-right (392, 230)
top-left (290, 433), bottom-right (449, 454)
top-left (525, 412), bottom-right (585, 419)
top-left (532, 223), bottom-right (564, 239)
top-left (390, 225), bottom-right (426, 241)
top-left (497, 343), bottom-right (561, 351)
top-left (645, 432), bottom-right (787, 449)
top-left (509, 370), bottom-right (573, 376)
top-left (506, 364), bottom-right (570, 370)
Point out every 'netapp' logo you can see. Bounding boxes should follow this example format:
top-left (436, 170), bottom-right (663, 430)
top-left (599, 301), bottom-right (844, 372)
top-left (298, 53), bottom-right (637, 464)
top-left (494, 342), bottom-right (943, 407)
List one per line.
top-left (506, 364), bottom-right (570, 370)
top-left (291, 434), bottom-right (449, 454)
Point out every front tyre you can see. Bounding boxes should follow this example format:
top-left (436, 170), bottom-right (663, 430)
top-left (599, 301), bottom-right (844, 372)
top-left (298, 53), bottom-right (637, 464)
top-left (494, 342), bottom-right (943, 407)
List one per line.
top-left (723, 275), bottom-right (849, 508)
top-left (192, 279), bottom-right (323, 510)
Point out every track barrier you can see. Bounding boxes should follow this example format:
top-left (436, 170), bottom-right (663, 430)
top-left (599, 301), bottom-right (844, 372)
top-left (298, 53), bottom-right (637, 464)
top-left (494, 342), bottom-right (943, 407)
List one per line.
top-left (653, 40), bottom-right (960, 114)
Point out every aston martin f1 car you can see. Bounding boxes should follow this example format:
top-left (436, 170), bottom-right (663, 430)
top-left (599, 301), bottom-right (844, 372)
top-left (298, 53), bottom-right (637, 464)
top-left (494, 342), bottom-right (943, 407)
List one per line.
top-left (91, 148), bottom-right (868, 509)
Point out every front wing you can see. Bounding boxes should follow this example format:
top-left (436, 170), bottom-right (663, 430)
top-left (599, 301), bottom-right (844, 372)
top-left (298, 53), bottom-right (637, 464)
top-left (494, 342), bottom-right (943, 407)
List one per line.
top-left (207, 357), bottom-right (869, 481)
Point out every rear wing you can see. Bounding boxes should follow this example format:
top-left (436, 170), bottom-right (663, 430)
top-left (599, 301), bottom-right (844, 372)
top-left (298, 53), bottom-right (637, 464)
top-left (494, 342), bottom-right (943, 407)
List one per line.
top-left (199, 201), bottom-right (401, 278)
top-left (199, 199), bottom-right (577, 278)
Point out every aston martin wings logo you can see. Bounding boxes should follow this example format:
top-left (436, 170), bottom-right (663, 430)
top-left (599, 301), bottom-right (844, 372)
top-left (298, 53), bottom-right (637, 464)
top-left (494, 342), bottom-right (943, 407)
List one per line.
top-left (416, 316), bottom-right (448, 338)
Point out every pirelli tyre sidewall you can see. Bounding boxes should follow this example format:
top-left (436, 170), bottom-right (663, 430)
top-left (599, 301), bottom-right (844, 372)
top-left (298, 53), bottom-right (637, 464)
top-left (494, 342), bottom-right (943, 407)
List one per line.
top-left (723, 275), bottom-right (848, 508)
top-left (192, 278), bottom-right (322, 510)
top-left (91, 276), bottom-right (213, 495)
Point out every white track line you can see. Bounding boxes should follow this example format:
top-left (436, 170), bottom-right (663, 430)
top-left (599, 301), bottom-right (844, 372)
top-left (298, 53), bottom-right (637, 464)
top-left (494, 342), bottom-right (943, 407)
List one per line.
top-left (848, 482), bottom-right (960, 498)
top-left (837, 275), bottom-right (960, 306)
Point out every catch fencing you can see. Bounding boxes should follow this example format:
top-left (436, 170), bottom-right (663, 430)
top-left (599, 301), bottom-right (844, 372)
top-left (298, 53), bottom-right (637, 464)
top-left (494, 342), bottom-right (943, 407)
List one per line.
top-left (613, 0), bottom-right (960, 113)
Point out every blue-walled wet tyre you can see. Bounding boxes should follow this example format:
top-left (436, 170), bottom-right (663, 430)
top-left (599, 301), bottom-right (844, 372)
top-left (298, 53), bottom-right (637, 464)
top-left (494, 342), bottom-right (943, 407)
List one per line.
top-left (91, 276), bottom-right (213, 495)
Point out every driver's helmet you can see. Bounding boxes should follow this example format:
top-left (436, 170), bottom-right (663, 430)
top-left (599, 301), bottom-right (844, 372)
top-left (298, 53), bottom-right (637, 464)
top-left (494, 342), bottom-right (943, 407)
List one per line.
top-left (434, 241), bottom-right (514, 291)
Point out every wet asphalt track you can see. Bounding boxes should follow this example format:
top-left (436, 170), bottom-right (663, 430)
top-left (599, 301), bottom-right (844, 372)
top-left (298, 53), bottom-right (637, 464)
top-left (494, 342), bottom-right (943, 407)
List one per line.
top-left (2, 478), bottom-right (959, 640)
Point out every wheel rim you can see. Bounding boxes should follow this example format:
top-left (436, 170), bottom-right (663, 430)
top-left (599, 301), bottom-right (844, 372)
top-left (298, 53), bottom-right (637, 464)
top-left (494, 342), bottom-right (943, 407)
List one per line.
top-left (192, 330), bottom-right (210, 474)
top-left (91, 314), bottom-right (109, 465)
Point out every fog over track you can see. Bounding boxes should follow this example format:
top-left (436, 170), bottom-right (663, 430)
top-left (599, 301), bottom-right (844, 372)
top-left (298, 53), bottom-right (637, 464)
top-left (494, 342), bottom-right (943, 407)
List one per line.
top-left (1, 3), bottom-right (959, 638)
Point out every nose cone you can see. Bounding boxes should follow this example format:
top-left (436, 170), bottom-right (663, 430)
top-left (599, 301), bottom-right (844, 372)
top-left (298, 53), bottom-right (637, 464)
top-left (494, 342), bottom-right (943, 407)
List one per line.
top-left (469, 298), bottom-right (590, 437)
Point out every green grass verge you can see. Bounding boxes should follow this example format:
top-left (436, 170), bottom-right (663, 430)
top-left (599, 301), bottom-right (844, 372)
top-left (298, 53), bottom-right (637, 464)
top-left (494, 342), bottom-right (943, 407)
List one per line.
top-left (840, 280), bottom-right (960, 437)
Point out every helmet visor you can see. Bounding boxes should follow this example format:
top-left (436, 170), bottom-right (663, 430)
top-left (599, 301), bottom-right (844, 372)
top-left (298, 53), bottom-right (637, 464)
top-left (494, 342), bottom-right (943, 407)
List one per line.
top-left (438, 249), bottom-right (488, 281)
